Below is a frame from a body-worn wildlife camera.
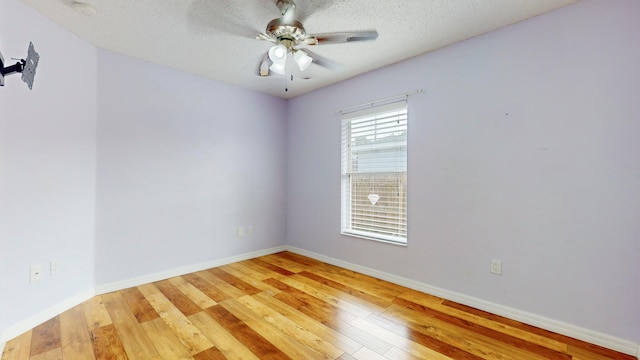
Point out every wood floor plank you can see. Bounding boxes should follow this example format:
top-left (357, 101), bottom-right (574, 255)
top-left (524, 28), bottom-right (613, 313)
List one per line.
top-left (59, 305), bottom-right (96, 360)
top-left (208, 267), bottom-right (261, 296)
top-left (330, 318), bottom-right (395, 356)
top-left (275, 251), bottom-right (328, 268)
top-left (366, 313), bottom-right (483, 360)
top-left (30, 317), bottom-right (61, 357)
top-left (298, 257), bottom-right (408, 297)
top-left (567, 344), bottom-right (636, 360)
top-left (279, 275), bottom-right (375, 319)
top-left (182, 273), bottom-right (229, 302)
top-left (384, 346), bottom-right (428, 360)
top-left (400, 290), bottom-right (567, 352)
top-left (253, 291), bottom-right (362, 355)
top-left (140, 317), bottom-right (194, 360)
top-left (265, 278), bottom-right (358, 324)
top-left (192, 347), bottom-right (227, 360)
top-left (259, 253), bottom-right (309, 273)
top-left (297, 270), bottom-right (393, 309)
top-left (101, 291), bottom-right (161, 360)
top-left (265, 278), bottom-right (394, 355)
top-left (204, 304), bottom-right (291, 360)
top-left (349, 317), bottom-right (452, 360)
top-left (29, 348), bottom-right (61, 360)
top-left (443, 300), bottom-right (637, 360)
top-left (237, 293), bottom-right (345, 359)
top-left (238, 258), bottom-right (293, 280)
top-left (153, 279), bottom-right (202, 316)
top-left (394, 297), bottom-right (571, 359)
top-left (566, 342), bottom-right (636, 360)
top-left (1, 330), bottom-right (32, 360)
top-left (81, 296), bottom-right (113, 331)
top-left (196, 270), bottom-right (247, 299)
top-left (246, 257), bottom-right (296, 276)
top-left (188, 311), bottom-right (260, 360)
top-left (137, 283), bottom-right (213, 355)
top-left (2, 251), bottom-right (635, 360)
top-left (351, 346), bottom-right (387, 360)
top-left (289, 273), bottom-right (387, 316)
top-left (89, 324), bottom-right (128, 360)
top-left (384, 303), bottom-right (554, 360)
top-left (221, 263), bottom-right (283, 294)
top-left (119, 287), bottom-right (159, 324)
top-left (227, 261), bottom-right (272, 280)
top-left (396, 288), bottom-right (444, 307)
top-left (168, 276), bottom-right (218, 309)
top-left (220, 297), bottom-right (327, 360)
top-left (336, 353), bottom-right (358, 360)
top-left (313, 268), bottom-right (406, 303)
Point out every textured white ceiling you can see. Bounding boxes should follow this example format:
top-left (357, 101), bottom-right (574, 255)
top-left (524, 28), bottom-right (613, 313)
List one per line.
top-left (21, 0), bottom-right (578, 99)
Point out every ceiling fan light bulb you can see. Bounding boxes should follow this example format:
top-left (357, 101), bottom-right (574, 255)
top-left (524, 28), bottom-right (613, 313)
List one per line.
top-left (293, 50), bottom-right (312, 71)
top-left (268, 45), bottom-right (287, 63)
top-left (270, 62), bottom-right (286, 75)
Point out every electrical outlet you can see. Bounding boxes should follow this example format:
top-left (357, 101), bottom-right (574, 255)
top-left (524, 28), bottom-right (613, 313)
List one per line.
top-left (51, 260), bottom-right (60, 275)
top-left (238, 226), bottom-right (245, 237)
top-left (30, 264), bottom-right (42, 283)
top-left (490, 259), bottom-right (502, 275)
top-left (247, 225), bottom-right (253, 236)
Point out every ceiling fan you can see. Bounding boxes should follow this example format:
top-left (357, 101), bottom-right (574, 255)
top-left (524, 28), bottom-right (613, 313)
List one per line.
top-left (256, 0), bottom-right (378, 77)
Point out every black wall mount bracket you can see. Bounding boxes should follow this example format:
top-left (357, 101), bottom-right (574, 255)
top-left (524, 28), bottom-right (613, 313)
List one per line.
top-left (0, 42), bottom-right (40, 90)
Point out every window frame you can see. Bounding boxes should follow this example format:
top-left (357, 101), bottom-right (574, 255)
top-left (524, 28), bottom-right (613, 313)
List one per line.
top-left (340, 100), bottom-right (408, 245)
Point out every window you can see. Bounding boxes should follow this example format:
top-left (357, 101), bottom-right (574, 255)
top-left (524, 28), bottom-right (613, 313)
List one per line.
top-left (341, 101), bottom-right (408, 245)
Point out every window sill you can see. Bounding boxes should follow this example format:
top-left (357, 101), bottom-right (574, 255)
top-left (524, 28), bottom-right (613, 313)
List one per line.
top-left (341, 231), bottom-right (407, 247)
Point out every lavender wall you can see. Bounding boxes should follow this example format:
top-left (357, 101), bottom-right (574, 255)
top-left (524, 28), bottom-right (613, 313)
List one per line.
top-left (94, 50), bottom-right (287, 285)
top-left (2, 0), bottom-right (638, 351)
top-left (0, 0), bottom-right (97, 336)
top-left (286, 0), bottom-right (639, 343)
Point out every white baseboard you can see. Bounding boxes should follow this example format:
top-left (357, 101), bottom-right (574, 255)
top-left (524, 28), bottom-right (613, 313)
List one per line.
top-left (95, 245), bottom-right (288, 295)
top-left (286, 246), bottom-right (639, 358)
top-left (0, 245), bottom-right (287, 357)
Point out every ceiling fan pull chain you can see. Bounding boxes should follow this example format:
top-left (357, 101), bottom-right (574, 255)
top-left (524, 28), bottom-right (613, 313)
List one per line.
top-left (286, 67), bottom-right (296, 92)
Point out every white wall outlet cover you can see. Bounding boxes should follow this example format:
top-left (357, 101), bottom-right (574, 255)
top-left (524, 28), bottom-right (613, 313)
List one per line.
top-left (491, 259), bottom-right (502, 275)
top-left (30, 265), bottom-right (43, 282)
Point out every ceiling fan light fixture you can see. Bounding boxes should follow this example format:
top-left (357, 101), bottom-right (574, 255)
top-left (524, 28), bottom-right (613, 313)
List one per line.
top-left (269, 62), bottom-right (286, 75)
top-left (268, 45), bottom-right (287, 64)
top-left (293, 50), bottom-right (312, 71)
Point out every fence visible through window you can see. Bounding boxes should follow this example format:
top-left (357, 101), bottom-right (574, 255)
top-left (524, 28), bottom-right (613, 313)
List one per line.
top-left (350, 173), bottom-right (407, 239)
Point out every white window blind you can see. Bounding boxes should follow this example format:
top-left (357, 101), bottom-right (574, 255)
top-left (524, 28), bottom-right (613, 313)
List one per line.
top-left (341, 101), bottom-right (407, 244)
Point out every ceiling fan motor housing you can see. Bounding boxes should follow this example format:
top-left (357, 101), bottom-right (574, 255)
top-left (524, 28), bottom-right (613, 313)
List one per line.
top-left (266, 18), bottom-right (307, 49)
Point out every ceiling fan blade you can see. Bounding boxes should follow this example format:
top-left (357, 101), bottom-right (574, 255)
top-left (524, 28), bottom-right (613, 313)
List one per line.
top-left (303, 49), bottom-right (343, 71)
top-left (257, 32), bottom-right (277, 43)
top-left (259, 52), bottom-right (271, 77)
top-left (305, 30), bottom-right (378, 45)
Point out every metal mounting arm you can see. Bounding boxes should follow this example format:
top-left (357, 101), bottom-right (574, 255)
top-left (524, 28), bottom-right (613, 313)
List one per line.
top-left (0, 42), bottom-right (39, 89)
top-left (0, 58), bottom-right (26, 77)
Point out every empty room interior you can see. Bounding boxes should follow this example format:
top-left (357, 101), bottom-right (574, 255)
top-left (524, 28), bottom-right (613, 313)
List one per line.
top-left (1, 0), bottom-right (639, 359)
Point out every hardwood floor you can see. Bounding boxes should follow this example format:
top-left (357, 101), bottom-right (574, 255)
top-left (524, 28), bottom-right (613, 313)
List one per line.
top-left (1, 251), bottom-right (634, 360)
